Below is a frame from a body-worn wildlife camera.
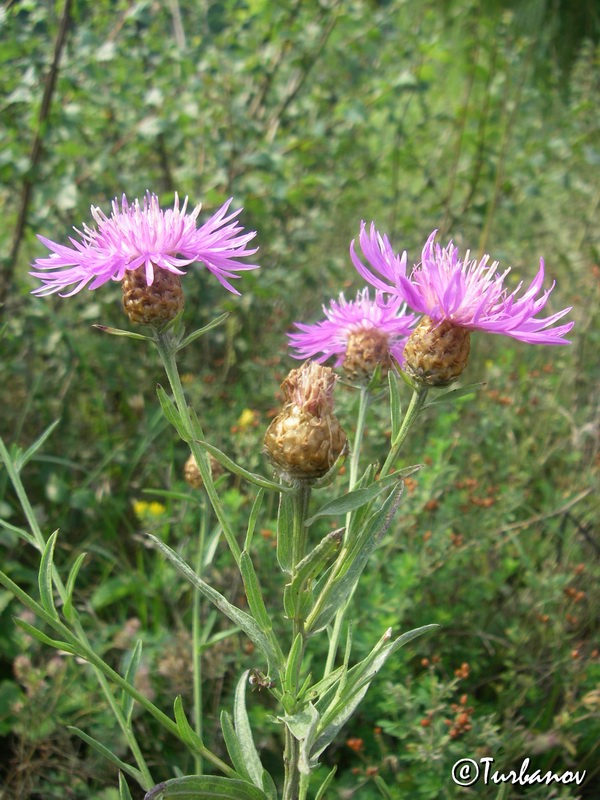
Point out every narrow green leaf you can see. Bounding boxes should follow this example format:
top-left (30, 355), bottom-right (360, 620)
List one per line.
top-left (314, 766), bottom-right (337, 800)
top-left (177, 313), bottom-right (230, 351)
top-left (423, 382), bottom-right (486, 408)
top-left (397, 369), bottom-right (418, 390)
top-left (122, 640), bottom-right (143, 723)
top-left (15, 419), bottom-right (61, 472)
top-left (239, 552), bottom-right (273, 635)
top-left (311, 442), bottom-right (349, 489)
top-left (68, 726), bottom-right (145, 784)
top-left (195, 440), bottom-right (291, 493)
top-left (284, 530), bottom-right (343, 620)
top-left (63, 552), bottom-right (87, 623)
top-left (284, 633), bottom-right (304, 695)
top-left (93, 324), bottom-right (153, 341)
top-left (156, 385), bottom-right (189, 441)
top-left (311, 624), bottom-right (439, 763)
top-left (260, 770), bottom-right (278, 800)
top-left (144, 775), bottom-right (268, 800)
top-left (173, 696), bottom-right (204, 751)
top-left (388, 372), bottom-right (402, 443)
top-left (293, 530), bottom-right (342, 587)
top-left (13, 617), bottom-right (77, 653)
top-left (244, 489), bottom-right (265, 551)
top-left (38, 531), bottom-right (59, 619)
top-left (304, 473), bottom-right (405, 525)
top-left (276, 492), bottom-right (294, 574)
top-left (0, 517), bottom-right (36, 546)
top-left (234, 670), bottom-right (264, 788)
top-left (220, 710), bottom-right (254, 784)
top-left (280, 704), bottom-right (320, 775)
top-left (148, 536), bottom-right (282, 672)
top-left (0, 570), bottom-right (47, 619)
top-left (305, 485), bottom-right (405, 634)
top-left (119, 772), bottom-right (134, 800)
top-left (374, 774), bottom-right (394, 799)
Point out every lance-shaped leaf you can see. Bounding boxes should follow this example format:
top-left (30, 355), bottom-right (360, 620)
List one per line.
top-left (284, 530), bottom-right (342, 621)
top-left (148, 536), bottom-right (282, 673)
top-left (244, 489), bottom-right (265, 551)
top-left (310, 624), bottom-right (439, 764)
top-left (173, 696), bottom-right (205, 751)
top-left (38, 530), bottom-right (59, 619)
top-left (121, 640), bottom-right (143, 723)
top-left (423, 382), bottom-right (486, 408)
top-left (177, 312), bottom-right (229, 351)
top-left (233, 670), bottom-right (265, 787)
top-left (68, 726), bottom-right (146, 785)
top-left (220, 711), bottom-right (255, 785)
top-left (14, 617), bottom-right (78, 654)
top-left (93, 324), bottom-right (153, 341)
top-left (304, 471), bottom-right (416, 526)
top-left (156, 385), bottom-right (189, 441)
top-left (14, 419), bottom-right (61, 472)
top-left (143, 776), bottom-right (268, 800)
top-left (314, 766), bottom-right (337, 800)
top-left (283, 633), bottom-right (304, 697)
top-left (239, 552), bottom-right (274, 636)
top-left (305, 483), bottom-right (405, 635)
top-left (63, 552), bottom-right (87, 623)
top-left (0, 518), bottom-right (36, 547)
top-left (119, 772), bottom-right (134, 800)
top-left (279, 703), bottom-right (320, 775)
top-left (194, 440), bottom-right (291, 494)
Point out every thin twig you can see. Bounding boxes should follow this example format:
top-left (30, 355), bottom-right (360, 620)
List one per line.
top-left (494, 488), bottom-right (593, 546)
top-left (3, 0), bottom-right (73, 310)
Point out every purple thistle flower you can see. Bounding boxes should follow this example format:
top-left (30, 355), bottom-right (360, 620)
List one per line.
top-left (351, 223), bottom-right (573, 345)
top-left (287, 288), bottom-right (417, 366)
top-left (30, 193), bottom-right (258, 297)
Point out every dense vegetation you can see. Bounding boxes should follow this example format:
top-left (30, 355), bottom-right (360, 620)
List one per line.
top-left (1, 0), bottom-right (598, 798)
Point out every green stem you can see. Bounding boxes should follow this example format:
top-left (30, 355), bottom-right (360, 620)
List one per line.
top-left (323, 386), bottom-right (370, 677)
top-left (155, 331), bottom-right (241, 565)
top-left (192, 508), bottom-right (207, 775)
top-left (380, 385), bottom-right (428, 479)
top-left (282, 482), bottom-right (312, 800)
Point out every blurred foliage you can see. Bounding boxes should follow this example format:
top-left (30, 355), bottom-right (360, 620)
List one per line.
top-left (1, 0), bottom-right (599, 797)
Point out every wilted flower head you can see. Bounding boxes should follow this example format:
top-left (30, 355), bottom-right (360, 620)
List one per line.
top-left (287, 289), bottom-right (416, 382)
top-left (352, 225), bottom-right (573, 346)
top-left (263, 362), bottom-right (347, 482)
top-left (30, 192), bottom-right (258, 298)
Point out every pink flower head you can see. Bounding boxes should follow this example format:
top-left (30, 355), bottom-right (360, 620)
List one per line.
top-left (350, 221), bottom-right (410, 293)
top-left (287, 288), bottom-right (417, 365)
top-left (352, 224), bottom-right (573, 345)
top-left (30, 193), bottom-right (258, 297)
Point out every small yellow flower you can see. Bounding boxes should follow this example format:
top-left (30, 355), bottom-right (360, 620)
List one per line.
top-left (148, 501), bottom-right (167, 517)
top-left (238, 408), bottom-right (256, 429)
top-left (132, 500), bottom-right (149, 518)
top-left (133, 499), bottom-right (166, 519)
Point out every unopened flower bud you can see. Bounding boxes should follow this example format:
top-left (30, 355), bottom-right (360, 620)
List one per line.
top-left (403, 316), bottom-right (471, 387)
top-left (184, 453), bottom-right (223, 489)
top-left (263, 362), bottom-right (347, 482)
top-left (343, 328), bottom-right (392, 383)
top-left (122, 266), bottom-right (184, 327)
